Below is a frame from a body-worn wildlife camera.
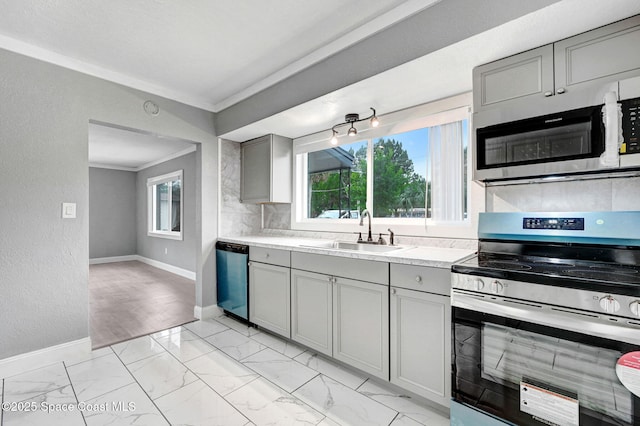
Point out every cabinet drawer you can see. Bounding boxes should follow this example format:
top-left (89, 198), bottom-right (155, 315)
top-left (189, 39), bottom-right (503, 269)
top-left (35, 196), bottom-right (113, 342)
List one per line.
top-left (250, 246), bottom-right (290, 267)
top-left (291, 252), bottom-right (388, 285)
top-left (390, 263), bottom-right (450, 296)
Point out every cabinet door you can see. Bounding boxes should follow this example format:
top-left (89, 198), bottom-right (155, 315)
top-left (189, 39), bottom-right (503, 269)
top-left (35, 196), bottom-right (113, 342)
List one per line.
top-left (241, 135), bottom-right (271, 203)
top-left (390, 287), bottom-right (450, 407)
top-left (291, 269), bottom-right (332, 356)
top-left (249, 261), bottom-right (290, 338)
top-left (473, 44), bottom-right (554, 112)
top-left (555, 15), bottom-right (640, 96)
top-left (333, 277), bottom-right (389, 380)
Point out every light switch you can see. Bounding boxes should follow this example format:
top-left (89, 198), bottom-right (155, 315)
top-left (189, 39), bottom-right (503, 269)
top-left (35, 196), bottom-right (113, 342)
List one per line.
top-left (62, 202), bottom-right (76, 219)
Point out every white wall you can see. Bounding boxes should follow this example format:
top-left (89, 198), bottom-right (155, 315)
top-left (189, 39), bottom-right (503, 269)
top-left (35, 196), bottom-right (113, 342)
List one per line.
top-left (486, 176), bottom-right (640, 212)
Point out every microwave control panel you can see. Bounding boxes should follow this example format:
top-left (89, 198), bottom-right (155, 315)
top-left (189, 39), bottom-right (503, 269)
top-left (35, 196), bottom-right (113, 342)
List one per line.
top-left (621, 97), bottom-right (639, 154)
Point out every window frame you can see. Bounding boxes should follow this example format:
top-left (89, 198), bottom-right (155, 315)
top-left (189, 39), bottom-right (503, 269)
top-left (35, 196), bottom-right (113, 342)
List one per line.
top-left (147, 170), bottom-right (183, 240)
top-left (291, 92), bottom-right (484, 239)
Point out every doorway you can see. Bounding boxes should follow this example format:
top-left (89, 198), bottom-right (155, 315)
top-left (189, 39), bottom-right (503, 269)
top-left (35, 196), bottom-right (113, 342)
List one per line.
top-left (88, 121), bottom-right (198, 348)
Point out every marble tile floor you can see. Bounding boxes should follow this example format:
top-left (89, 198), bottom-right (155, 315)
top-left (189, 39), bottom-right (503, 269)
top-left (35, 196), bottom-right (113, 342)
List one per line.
top-left (0, 314), bottom-right (450, 426)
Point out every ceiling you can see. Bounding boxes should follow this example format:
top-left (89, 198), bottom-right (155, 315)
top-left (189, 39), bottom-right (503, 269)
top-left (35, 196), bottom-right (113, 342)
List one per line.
top-left (2, 0), bottom-right (640, 167)
top-left (88, 123), bottom-right (195, 171)
top-left (0, 0), bottom-right (429, 112)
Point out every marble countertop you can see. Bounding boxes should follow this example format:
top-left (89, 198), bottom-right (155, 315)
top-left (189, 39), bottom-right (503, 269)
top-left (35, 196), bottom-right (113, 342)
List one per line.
top-left (217, 235), bottom-right (475, 268)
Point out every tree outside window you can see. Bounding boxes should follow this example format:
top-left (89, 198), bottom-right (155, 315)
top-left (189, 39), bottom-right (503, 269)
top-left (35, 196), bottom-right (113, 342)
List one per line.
top-left (305, 120), bottom-right (467, 222)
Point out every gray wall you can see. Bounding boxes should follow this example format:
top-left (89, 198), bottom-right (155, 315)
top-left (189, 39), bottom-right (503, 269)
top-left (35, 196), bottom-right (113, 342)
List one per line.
top-left (0, 48), bottom-right (216, 360)
top-left (89, 167), bottom-right (137, 259)
top-left (137, 152), bottom-right (197, 271)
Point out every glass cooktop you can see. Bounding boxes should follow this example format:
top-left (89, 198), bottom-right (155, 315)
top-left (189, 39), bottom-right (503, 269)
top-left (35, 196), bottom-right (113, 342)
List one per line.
top-left (453, 252), bottom-right (640, 296)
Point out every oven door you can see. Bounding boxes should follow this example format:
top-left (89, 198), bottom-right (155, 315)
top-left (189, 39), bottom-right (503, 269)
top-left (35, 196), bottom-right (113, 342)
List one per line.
top-left (452, 291), bottom-right (640, 426)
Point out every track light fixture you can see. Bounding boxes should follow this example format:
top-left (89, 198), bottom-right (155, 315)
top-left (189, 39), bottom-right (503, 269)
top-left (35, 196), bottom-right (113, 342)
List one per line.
top-left (330, 107), bottom-right (379, 144)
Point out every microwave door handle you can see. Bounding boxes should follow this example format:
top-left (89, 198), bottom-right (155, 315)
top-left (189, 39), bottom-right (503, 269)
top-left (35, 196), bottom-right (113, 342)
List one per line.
top-left (599, 91), bottom-right (622, 168)
top-left (452, 292), bottom-right (640, 346)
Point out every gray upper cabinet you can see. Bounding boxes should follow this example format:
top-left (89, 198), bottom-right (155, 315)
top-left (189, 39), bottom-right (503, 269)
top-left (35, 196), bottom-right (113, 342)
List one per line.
top-left (474, 15), bottom-right (640, 118)
top-left (240, 134), bottom-right (292, 203)
top-left (473, 45), bottom-right (554, 112)
top-left (554, 15), bottom-right (640, 95)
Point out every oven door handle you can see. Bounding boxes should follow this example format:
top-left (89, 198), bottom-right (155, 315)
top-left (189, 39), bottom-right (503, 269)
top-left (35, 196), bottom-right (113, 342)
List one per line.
top-left (452, 291), bottom-right (640, 345)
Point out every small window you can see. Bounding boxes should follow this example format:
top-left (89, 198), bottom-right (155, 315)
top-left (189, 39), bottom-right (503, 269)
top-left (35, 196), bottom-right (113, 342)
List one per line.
top-left (147, 170), bottom-right (182, 240)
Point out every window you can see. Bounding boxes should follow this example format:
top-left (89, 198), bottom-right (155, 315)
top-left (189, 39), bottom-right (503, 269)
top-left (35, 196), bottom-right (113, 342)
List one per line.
top-left (307, 139), bottom-right (367, 219)
top-left (147, 170), bottom-right (183, 240)
top-left (292, 94), bottom-right (478, 238)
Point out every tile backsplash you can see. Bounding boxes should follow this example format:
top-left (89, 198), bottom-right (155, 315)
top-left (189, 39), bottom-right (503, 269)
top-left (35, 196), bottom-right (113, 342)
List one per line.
top-left (486, 175), bottom-right (640, 212)
top-left (219, 139), bottom-right (262, 236)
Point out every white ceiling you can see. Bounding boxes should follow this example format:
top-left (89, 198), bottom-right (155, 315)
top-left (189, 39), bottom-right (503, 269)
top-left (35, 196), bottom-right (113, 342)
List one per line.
top-left (2, 0), bottom-right (640, 166)
top-left (0, 0), bottom-right (429, 112)
top-left (88, 123), bottom-right (195, 171)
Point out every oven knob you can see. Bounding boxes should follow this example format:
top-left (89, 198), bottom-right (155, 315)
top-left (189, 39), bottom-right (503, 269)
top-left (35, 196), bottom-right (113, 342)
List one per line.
top-left (630, 301), bottom-right (640, 317)
top-left (490, 280), bottom-right (504, 294)
top-left (468, 278), bottom-right (485, 291)
top-left (599, 296), bottom-right (621, 313)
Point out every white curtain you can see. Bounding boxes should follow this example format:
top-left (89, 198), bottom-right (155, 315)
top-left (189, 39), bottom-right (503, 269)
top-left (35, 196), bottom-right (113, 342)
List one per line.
top-left (429, 121), bottom-right (464, 221)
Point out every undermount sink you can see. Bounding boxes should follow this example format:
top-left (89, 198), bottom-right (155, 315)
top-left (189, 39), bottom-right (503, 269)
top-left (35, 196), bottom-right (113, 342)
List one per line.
top-left (301, 241), bottom-right (408, 253)
top-left (333, 242), bottom-right (405, 252)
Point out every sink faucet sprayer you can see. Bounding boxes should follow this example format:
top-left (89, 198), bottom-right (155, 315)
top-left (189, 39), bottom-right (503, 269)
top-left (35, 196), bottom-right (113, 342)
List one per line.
top-left (359, 209), bottom-right (373, 242)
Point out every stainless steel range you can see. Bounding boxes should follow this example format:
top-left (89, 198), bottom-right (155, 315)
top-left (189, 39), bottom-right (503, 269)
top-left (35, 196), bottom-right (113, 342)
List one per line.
top-left (450, 211), bottom-right (640, 426)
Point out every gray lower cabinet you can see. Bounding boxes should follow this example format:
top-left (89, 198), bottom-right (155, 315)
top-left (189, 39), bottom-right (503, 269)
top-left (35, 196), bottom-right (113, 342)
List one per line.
top-left (249, 247), bottom-right (291, 338)
top-left (390, 287), bottom-right (450, 406)
top-left (290, 269), bottom-right (332, 356)
top-left (389, 264), bottom-right (451, 407)
top-left (333, 276), bottom-right (389, 380)
top-left (290, 253), bottom-right (390, 381)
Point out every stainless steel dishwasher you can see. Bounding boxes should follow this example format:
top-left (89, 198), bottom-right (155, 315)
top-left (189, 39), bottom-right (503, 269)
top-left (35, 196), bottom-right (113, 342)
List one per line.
top-left (215, 241), bottom-right (249, 321)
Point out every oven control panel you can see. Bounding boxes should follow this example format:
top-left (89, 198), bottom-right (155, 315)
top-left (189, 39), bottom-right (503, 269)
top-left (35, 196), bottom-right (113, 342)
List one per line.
top-left (523, 217), bottom-right (584, 230)
top-left (452, 273), bottom-right (640, 321)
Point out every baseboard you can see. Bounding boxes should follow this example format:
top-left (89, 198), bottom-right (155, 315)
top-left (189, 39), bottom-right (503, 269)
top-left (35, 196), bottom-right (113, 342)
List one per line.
top-left (89, 255), bottom-right (138, 264)
top-left (194, 304), bottom-right (223, 319)
top-left (0, 337), bottom-right (91, 379)
top-left (134, 256), bottom-right (196, 280)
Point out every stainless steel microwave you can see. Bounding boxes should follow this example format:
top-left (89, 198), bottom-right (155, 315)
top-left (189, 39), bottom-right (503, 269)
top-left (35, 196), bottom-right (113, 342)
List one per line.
top-left (473, 100), bottom-right (640, 181)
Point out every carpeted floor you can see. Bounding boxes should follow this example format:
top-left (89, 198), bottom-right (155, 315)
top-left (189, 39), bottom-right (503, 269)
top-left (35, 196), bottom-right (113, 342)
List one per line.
top-left (89, 260), bottom-right (196, 349)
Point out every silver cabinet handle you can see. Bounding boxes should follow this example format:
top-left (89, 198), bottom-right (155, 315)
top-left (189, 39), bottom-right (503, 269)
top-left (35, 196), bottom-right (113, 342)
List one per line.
top-left (265, 253), bottom-right (270, 258)
top-left (415, 275), bottom-right (422, 283)
top-left (544, 91), bottom-right (553, 97)
top-left (556, 87), bottom-right (566, 94)
top-left (391, 288), bottom-right (397, 295)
